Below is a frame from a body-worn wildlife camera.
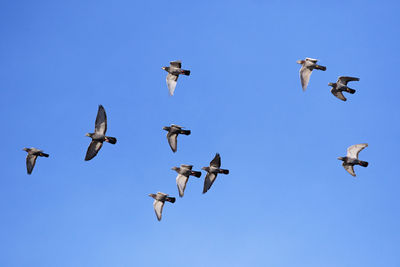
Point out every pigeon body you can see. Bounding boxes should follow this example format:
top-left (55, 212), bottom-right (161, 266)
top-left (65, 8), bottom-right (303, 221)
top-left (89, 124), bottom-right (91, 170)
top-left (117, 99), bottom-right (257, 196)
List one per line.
top-left (162, 124), bottom-right (191, 153)
top-left (172, 164), bottom-right (202, 197)
top-left (329, 76), bottom-right (359, 101)
top-left (85, 105), bottom-right (117, 161)
top-left (297, 57), bottom-right (327, 91)
top-left (23, 147), bottom-right (49, 175)
top-left (162, 60), bottom-right (191, 96)
top-left (148, 192), bottom-right (176, 221)
top-left (338, 143), bottom-right (368, 176)
top-left (202, 153), bottom-right (229, 194)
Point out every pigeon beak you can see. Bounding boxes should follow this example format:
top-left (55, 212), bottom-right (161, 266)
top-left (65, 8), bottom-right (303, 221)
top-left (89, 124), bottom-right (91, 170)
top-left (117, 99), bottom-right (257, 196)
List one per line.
top-left (296, 60), bottom-right (302, 64)
top-left (85, 133), bottom-right (90, 137)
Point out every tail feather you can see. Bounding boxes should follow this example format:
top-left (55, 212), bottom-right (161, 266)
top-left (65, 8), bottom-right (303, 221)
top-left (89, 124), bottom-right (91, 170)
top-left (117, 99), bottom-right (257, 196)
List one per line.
top-left (359, 161), bottom-right (368, 167)
top-left (346, 88), bottom-right (356, 94)
top-left (166, 197), bottom-right (176, 203)
top-left (105, 136), bottom-right (117, 144)
top-left (40, 153), bottom-right (49, 157)
top-left (191, 171), bottom-right (202, 178)
top-left (180, 130), bottom-right (191, 135)
top-left (219, 169), bottom-right (229, 174)
top-left (181, 70), bottom-right (190, 76)
top-left (315, 65), bottom-right (326, 71)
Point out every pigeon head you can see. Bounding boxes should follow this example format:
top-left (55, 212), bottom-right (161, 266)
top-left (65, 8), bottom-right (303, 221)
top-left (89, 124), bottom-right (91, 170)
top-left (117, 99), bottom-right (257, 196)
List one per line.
top-left (162, 66), bottom-right (169, 71)
top-left (162, 126), bottom-right (170, 131)
top-left (328, 82), bottom-right (335, 87)
top-left (171, 167), bottom-right (179, 171)
top-left (22, 147), bottom-right (29, 152)
top-left (296, 60), bottom-right (305, 65)
top-left (148, 193), bottom-right (156, 199)
top-left (85, 133), bottom-right (92, 137)
top-left (337, 157), bottom-right (345, 161)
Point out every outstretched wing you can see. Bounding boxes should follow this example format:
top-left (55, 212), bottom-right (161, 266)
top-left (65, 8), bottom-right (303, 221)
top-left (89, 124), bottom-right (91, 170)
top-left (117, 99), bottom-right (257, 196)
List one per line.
top-left (153, 200), bottom-right (165, 221)
top-left (26, 154), bottom-right (38, 174)
top-left (347, 143), bottom-right (368, 159)
top-left (167, 132), bottom-right (178, 152)
top-left (85, 140), bottom-right (103, 161)
top-left (299, 66), bottom-right (312, 91)
top-left (203, 172), bottom-right (217, 194)
top-left (176, 174), bottom-right (189, 197)
top-left (337, 76), bottom-right (359, 85)
top-left (166, 73), bottom-right (178, 96)
top-left (343, 163), bottom-right (356, 177)
top-left (95, 105), bottom-right (107, 134)
top-left (210, 153), bottom-right (221, 168)
top-left (170, 60), bottom-right (182, 68)
top-left (331, 88), bottom-right (347, 101)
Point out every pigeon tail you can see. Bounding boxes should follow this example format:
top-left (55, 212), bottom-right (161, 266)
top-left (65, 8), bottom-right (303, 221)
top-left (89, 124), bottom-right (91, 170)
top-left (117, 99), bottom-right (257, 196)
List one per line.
top-left (105, 136), bottom-right (117, 144)
top-left (315, 65), bottom-right (326, 71)
top-left (181, 70), bottom-right (190, 76)
top-left (180, 129), bottom-right (191, 135)
top-left (165, 197), bottom-right (176, 203)
top-left (191, 171), bottom-right (202, 178)
top-left (346, 88), bottom-right (356, 94)
top-left (359, 161), bottom-right (368, 167)
top-left (219, 169), bottom-right (229, 174)
top-left (40, 152), bottom-right (49, 157)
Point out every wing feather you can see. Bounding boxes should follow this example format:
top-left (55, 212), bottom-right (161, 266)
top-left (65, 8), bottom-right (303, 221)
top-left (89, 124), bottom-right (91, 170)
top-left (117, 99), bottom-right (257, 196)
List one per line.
top-left (166, 73), bottom-right (178, 96)
top-left (347, 143), bottom-right (368, 159)
top-left (176, 174), bottom-right (189, 197)
top-left (210, 153), bottom-right (221, 168)
top-left (153, 200), bottom-right (165, 221)
top-left (26, 154), bottom-right (37, 174)
top-left (343, 163), bottom-right (356, 177)
top-left (167, 132), bottom-right (178, 152)
top-left (95, 105), bottom-right (107, 134)
top-left (85, 141), bottom-right (103, 161)
top-left (300, 66), bottom-right (312, 91)
top-left (203, 172), bottom-right (217, 193)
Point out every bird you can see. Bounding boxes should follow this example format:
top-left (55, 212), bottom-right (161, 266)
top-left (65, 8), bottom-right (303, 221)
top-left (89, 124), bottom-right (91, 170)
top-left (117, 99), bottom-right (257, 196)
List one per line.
top-left (161, 60), bottom-right (191, 96)
top-left (162, 124), bottom-right (191, 153)
top-left (337, 143), bottom-right (369, 177)
top-left (22, 147), bottom-right (49, 175)
top-left (172, 164), bottom-right (202, 197)
top-left (148, 192), bottom-right (176, 221)
top-left (297, 57), bottom-right (327, 91)
top-left (85, 105), bottom-right (117, 161)
top-left (202, 153), bottom-right (229, 194)
top-left (329, 76), bottom-right (360, 101)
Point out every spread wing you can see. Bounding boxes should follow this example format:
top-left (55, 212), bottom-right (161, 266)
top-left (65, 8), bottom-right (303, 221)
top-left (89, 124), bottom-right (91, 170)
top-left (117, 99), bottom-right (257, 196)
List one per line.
top-left (210, 153), bottom-right (221, 168)
top-left (343, 163), bottom-right (356, 177)
top-left (299, 66), bottom-right (312, 91)
top-left (203, 172), bottom-right (217, 194)
top-left (331, 88), bottom-right (347, 101)
top-left (167, 132), bottom-right (178, 152)
top-left (85, 141), bottom-right (103, 161)
top-left (153, 200), bottom-right (165, 221)
top-left (347, 143), bottom-right (368, 159)
top-left (170, 60), bottom-right (182, 68)
top-left (166, 73), bottom-right (178, 96)
top-left (26, 154), bottom-right (38, 174)
top-left (176, 174), bottom-right (189, 197)
top-left (95, 105), bottom-right (107, 134)
top-left (337, 76), bottom-right (359, 85)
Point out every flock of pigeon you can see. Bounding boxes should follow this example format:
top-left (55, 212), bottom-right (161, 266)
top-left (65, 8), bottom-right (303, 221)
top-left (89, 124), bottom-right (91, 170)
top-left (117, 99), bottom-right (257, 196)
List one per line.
top-left (22, 59), bottom-right (368, 221)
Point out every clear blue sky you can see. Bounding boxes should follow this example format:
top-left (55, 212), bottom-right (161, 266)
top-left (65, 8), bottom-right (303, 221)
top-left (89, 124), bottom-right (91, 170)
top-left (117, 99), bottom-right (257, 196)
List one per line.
top-left (1, 1), bottom-right (399, 266)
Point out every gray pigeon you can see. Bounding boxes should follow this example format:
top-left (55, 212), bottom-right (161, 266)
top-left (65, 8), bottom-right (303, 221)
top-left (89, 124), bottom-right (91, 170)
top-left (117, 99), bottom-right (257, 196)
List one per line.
top-left (172, 164), bottom-right (202, 197)
top-left (162, 124), bottom-right (191, 153)
top-left (297, 57), bottom-right (327, 91)
top-left (338, 143), bottom-right (369, 177)
top-left (23, 147), bottom-right (49, 175)
top-left (329, 76), bottom-right (359, 101)
top-left (148, 192), bottom-right (176, 221)
top-left (162, 60), bottom-right (191, 96)
top-left (202, 153), bottom-right (229, 194)
top-left (85, 105), bottom-right (117, 161)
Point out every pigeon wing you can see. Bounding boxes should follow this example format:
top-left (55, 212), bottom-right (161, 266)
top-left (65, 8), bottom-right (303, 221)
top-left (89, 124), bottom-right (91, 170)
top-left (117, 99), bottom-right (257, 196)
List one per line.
top-left (347, 143), bottom-right (368, 159)
top-left (170, 60), bottom-right (182, 68)
top-left (153, 200), bottom-right (165, 221)
top-left (85, 140), bottom-right (103, 161)
top-left (210, 153), bottom-right (221, 168)
top-left (343, 163), bottom-right (356, 177)
top-left (331, 88), bottom-right (347, 101)
top-left (166, 73), bottom-right (178, 96)
top-left (203, 172), bottom-right (217, 193)
top-left (299, 66), bottom-right (312, 91)
top-left (176, 174), bottom-right (189, 197)
top-left (26, 154), bottom-right (38, 174)
top-left (167, 132), bottom-right (178, 152)
top-left (95, 105), bottom-right (107, 134)
top-left (337, 76), bottom-right (359, 85)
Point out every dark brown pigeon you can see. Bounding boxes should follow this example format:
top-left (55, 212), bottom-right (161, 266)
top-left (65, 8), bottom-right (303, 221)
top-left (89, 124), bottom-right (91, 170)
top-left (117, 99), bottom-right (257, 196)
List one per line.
top-left (202, 153), bottom-right (229, 194)
top-left (23, 147), bottom-right (49, 175)
top-left (162, 60), bottom-right (190, 96)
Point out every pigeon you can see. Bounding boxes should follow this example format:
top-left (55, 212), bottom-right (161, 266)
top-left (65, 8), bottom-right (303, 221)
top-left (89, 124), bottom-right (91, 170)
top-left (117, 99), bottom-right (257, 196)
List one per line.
top-left (22, 147), bottom-right (49, 175)
top-left (329, 76), bottom-right (360, 101)
top-left (161, 60), bottom-right (191, 96)
top-left (338, 143), bottom-right (369, 177)
top-left (297, 58), bottom-right (327, 91)
top-left (85, 105), bottom-right (117, 161)
top-left (162, 124), bottom-right (191, 153)
top-left (202, 153), bottom-right (229, 194)
top-left (172, 164), bottom-right (202, 197)
top-left (148, 192), bottom-right (176, 221)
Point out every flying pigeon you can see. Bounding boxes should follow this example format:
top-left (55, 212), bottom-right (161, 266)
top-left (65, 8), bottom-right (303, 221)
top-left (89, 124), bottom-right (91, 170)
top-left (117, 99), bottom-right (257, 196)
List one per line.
top-left (162, 124), bottom-right (191, 153)
top-left (338, 143), bottom-right (369, 177)
top-left (297, 57), bottom-right (327, 91)
top-left (148, 192), bottom-right (176, 221)
top-left (202, 153), bottom-right (229, 194)
top-left (85, 105), bottom-right (117, 161)
top-left (172, 164), bottom-right (202, 197)
top-left (329, 76), bottom-right (360, 101)
top-left (161, 60), bottom-right (191, 96)
top-left (22, 147), bottom-right (49, 175)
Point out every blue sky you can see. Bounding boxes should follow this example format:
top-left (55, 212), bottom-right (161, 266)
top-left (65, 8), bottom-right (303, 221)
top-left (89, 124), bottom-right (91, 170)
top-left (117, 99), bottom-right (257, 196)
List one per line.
top-left (1, 0), bottom-right (399, 266)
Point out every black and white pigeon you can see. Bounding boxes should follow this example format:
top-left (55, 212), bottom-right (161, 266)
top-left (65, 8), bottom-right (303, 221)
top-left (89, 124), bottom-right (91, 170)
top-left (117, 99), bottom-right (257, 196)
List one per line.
top-left (338, 143), bottom-right (369, 177)
top-left (329, 76), bottom-right (360, 101)
top-left (23, 147), bottom-right (49, 175)
top-left (85, 105), bottom-right (117, 161)
top-left (162, 124), bottom-right (191, 153)
top-left (297, 57), bottom-right (327, 91)
top-left (161, 60), bottom-right (191, 96)
top-left (148, 192), bottom-right (176, 221)
top-left (172, 164), bottom-right (202, 197)
top-left (202, 153), bottom-right (229, 194)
